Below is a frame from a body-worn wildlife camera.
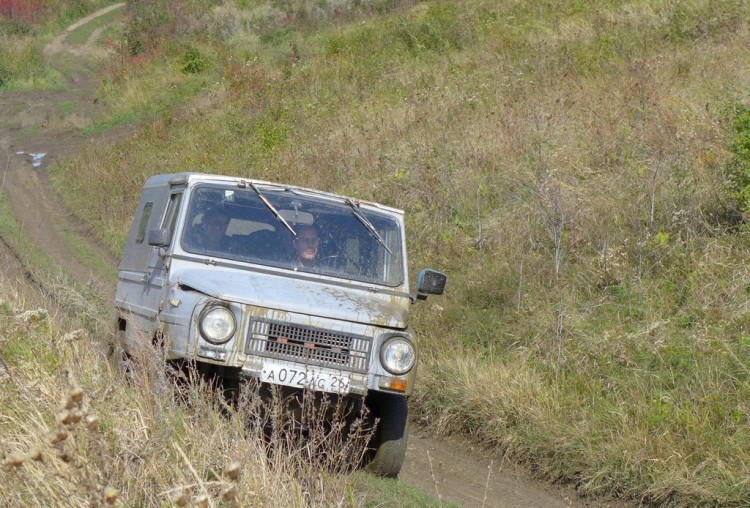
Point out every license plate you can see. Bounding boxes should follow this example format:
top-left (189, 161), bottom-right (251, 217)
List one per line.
top-left (261, 364), bottom-right (351, 394)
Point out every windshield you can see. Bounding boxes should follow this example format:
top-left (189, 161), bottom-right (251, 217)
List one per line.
top-left (181, 184), bottom-right (404, 286)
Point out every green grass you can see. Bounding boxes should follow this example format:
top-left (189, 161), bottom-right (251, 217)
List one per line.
top-left (81, 110), bottom-right (139, 135)
top-left (0, 316), bottom-right (60, 372)
top-left (0, 194), bottom-right (56, 276)
top-left (45, 50), bottom-right (82, 84)
top-left (58, 100), bottom-right (77, 115)
top-left (82, 63), bottom-right (209, 135)
top-left (59, 226), bottom-right (118, 283)
top-left (352, 472), bottom-right (458, 507)
top-left (0, 67), bottom-right (68, 91)
top-left (0, 39), bottom-right (64, 91)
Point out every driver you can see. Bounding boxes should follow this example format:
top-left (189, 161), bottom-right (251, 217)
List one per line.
top-left (293, 225), bottom-right (319, 268)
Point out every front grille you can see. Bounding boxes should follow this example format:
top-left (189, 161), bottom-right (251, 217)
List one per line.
top-left (245, 319), bottom-right (371, 373)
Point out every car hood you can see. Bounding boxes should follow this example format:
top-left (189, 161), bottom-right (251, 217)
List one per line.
top-left (175, 266), bottom-right (408, 329)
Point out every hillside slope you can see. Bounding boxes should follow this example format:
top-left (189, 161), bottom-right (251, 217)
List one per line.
top-left (0, 4), bottom-right (615, 508)
top-left (9, 0), bottom-right (750, 505)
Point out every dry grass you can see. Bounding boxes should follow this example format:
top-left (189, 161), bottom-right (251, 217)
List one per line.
top-left (0, 273), bottom-right (385, 507)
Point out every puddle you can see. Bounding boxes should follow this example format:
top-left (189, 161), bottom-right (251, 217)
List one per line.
top-left (14, 151), bottom-right (47, 168)
top-left (30, 153), bottom-right (47, 168)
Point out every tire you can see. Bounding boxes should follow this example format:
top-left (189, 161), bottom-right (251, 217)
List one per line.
top-left (108, 318), bottom-right (139, 378)
top-left (365, 393), bottom-right (409, 478)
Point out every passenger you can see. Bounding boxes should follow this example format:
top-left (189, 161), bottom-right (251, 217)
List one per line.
top-left (193, 205), bottom-right (231, 251)
top-left (293, 225), bottom-right (319, 268)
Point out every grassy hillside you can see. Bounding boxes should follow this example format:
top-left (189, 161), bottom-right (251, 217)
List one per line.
top-left (46, 0), bottom-right (750, 505)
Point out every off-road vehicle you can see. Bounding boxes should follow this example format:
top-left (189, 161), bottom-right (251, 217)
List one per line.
top-left (114, 173), bottom-right (446, 476)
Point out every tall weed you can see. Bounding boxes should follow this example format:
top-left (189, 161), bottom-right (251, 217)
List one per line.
top-left (0, 274), bottom-right (377, 506)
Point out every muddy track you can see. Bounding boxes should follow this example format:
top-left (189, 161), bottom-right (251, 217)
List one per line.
top-left (0, 4), bottom-right (125, 301)
top-left (0, 6), bottom-right (624, 508)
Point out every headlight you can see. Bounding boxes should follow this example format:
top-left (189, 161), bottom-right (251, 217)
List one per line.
top-left (380, 336), bottom-right (416, 375)
top-left (199, 305), bottom-right (236, 344)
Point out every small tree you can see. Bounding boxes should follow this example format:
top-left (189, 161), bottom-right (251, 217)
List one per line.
top-left (526, 170), bottom-right (578, 377)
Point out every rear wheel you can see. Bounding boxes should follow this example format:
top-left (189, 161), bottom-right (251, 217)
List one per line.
top-left (364, 393), bottom-right (409, 478)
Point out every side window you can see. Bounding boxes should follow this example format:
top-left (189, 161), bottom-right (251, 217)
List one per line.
top-left (161, 192), bottom-right (183, 246)
top-left (135, 202), bottom-right (154, 243)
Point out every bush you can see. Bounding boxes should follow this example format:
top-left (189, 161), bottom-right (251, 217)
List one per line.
top-left (181, 45), bottom-right (207, 74)
top-left (724, 108), bottom-right (750, 216)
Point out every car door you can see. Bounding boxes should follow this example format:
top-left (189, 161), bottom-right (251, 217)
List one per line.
top-left (143, 187), bottom-right (184, 327)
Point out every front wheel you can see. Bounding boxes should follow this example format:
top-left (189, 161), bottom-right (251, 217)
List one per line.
top-left (364, 393), bottom-right (409, 478)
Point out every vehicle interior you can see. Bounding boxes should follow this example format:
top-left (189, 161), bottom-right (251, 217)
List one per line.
top-left (180, 185), bottom-right (404, 286)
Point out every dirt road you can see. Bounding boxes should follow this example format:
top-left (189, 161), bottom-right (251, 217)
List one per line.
top-left (0, 7), bottom-right (622, 508)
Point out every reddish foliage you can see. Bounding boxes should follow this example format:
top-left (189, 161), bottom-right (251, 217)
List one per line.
top-left (224, 61), bottom-right (271, 110)
top-left (0, 0), bottom-right (43, 23)
top-left (126, 52), bottom-right (151, 69)
top-left (101, 49), bottom-right (157, 85)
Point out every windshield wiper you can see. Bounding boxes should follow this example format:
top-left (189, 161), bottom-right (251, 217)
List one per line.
top-left (345, 198), bottom-right (392, 255)
top-left (250, 183), bottom-right (297, 237)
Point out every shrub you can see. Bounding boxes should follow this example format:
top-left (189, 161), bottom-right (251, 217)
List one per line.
top-left (181, 45), bottom-right (207, 74)
top-left (723, 108), bottom-right (750, 216)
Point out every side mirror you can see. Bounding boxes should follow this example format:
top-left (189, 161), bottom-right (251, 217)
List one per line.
top-left (147, 228), bottom-right (170, 247)
top-left (415, 269), bottom-right (447, 300)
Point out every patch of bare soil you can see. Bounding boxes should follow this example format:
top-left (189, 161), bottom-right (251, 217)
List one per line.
top-left (0, 6), bottom-right (632, 508)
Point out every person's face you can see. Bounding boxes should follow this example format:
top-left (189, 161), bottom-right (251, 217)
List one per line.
top-left (295, 227), bottom-right (319, 263)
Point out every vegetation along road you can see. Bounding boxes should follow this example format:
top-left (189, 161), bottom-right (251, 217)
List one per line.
top-left (2, 1), bottom-right (750, 507)
top-left (0, 3), bottom-right (586, 507)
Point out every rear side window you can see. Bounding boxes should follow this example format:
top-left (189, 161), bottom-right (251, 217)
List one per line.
top-left (135, 202), bottom-right (154, 243)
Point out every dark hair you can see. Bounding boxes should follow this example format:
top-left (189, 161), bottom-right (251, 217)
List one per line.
top-left (295, 224), bottom-right (318, 237)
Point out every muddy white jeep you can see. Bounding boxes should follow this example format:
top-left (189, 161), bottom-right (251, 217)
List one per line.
top-left (114, 173), bottom-right (446, 476)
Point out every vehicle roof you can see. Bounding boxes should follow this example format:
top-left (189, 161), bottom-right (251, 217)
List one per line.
top-left (144, 172), bottom-right (405, 216)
